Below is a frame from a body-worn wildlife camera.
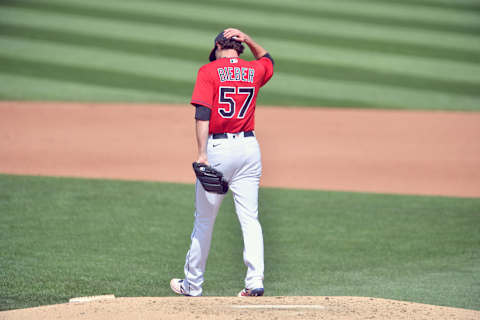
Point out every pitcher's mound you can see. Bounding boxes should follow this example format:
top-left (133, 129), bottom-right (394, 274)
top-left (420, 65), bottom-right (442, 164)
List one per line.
top-left (1, 296), bottom-right (478, 320)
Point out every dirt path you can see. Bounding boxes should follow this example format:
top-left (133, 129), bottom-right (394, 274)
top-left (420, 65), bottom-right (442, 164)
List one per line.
top-left (1, 101), bottom-right (479, 197)
top-left (1, 296), bottom-right (479, 320)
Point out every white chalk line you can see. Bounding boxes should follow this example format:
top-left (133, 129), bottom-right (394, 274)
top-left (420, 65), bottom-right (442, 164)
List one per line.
top-left (231, 304), bottom-right (325, 310)
top-left (69, 294), bottom-right (115, 303)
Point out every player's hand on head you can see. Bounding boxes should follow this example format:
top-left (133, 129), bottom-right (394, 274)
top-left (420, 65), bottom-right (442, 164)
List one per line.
top-left (223, 28), bottom-right (250, 43)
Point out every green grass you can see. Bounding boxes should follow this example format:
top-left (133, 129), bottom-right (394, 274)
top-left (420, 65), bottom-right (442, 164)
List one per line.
top-left (1, 174), bottom-right (479, 311)
top-left (0, 0), bottom-right (479, 110)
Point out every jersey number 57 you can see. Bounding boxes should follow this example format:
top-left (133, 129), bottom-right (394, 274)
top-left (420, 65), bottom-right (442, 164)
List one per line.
top-left (218, 87), bottom-right (255, 119)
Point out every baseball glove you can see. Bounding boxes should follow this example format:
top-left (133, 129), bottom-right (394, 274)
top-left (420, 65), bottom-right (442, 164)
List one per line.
top-left (192, 162), bottom-right (229, 194)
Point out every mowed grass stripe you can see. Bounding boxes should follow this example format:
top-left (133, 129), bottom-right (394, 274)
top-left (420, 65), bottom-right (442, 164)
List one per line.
top-left (360, 0), bottom-right (480, 11)
top-left (267, 39), bottom-right (480, 84)
top-left (0, 54), bottom-right (341, 108)
top-left (3, 10), bottom-right (480, 90)
top-left (0, 39), bottom-right (478, 111)
top-left (36, 0), bottom-right (480, 53)
top-left (2, 24), bottom-right (479, 99)
top-left (0, 24), bottom-right (204, 65)
top-left (0, 36), bottom-right (199, 82)
top-left (0, 74), bottom-right (186, 103)
top-left (3, 7), bottom-right (480, 85)
top-left (0, 54), bottom-right (193, 98)
top-left (0, 68), bottom-right (384, 109)
top-left (163, 0), bottom-right (480, 35)
top-left (1, 51), bottom-right (476, 110)
top-left (268, 73), bottom-right (480, 110)
top-left (151, 0), bottom-right (480, 53)
top-left (0, 7), bottom-right (217, 55)
top-left (1, 2), bottom-right (479, 109)
top-left (1, 0), bottom-right (479, 64)
top-left (223, 0), bottom-right (480, 22)
top-left (278, 59), bottom-right (480, 98)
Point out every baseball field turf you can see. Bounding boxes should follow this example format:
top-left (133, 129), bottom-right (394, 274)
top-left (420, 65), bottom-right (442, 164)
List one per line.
top-left (0, 0), bottom-right (479, 110)
top-left (1, 174), bottom-right (479, 311)
top-left (1, 0), bottom-right (480, 314)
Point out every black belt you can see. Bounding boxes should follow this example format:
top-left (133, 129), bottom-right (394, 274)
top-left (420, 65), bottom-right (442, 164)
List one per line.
top-left (212, 131), bottom-right (255, 139)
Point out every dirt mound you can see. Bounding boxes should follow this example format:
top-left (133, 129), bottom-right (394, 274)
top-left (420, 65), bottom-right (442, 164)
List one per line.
top-left (1, 296), bottom-right (478, 320)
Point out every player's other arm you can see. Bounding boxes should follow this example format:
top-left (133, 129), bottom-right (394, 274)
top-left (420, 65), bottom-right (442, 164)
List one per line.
top-left (195, 119), bottom-right (209, 165)
top-left (194, 105), bottom-right (211, 165)
top-left (191, 64), bottom-right (214, 165)
top-left (223, 28), bottom-right (272, 62)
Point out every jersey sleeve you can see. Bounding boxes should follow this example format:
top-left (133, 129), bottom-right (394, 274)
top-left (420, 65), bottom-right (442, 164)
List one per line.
top-left (190, 66), bottom-right (215, 109)
top-left (194, 104), bottom-right (212, 120)
top-left (258, 55), bottom-right (274, 87)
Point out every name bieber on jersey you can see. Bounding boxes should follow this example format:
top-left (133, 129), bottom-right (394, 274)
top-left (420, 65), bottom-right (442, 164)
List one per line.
top-left (217, 67), bottom-right (255, 83)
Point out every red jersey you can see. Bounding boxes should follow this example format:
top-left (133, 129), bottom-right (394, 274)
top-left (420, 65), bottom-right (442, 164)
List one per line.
top-left (190, 56), bottom-right (274, 134)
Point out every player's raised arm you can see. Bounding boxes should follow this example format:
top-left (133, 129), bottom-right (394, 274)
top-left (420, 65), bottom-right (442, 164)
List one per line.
top-left (223, 28), bottom-right (268, 60)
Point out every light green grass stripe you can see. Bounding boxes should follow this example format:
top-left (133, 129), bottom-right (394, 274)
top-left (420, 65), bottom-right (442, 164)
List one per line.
top-left (2, 12), bottom-right (480, 88)
top-left (14, 0), bottom-right (480, 53)
top-left (1, 1), bottom-right (478, 64)
top-left (0, 74), bottom-right (186, 103)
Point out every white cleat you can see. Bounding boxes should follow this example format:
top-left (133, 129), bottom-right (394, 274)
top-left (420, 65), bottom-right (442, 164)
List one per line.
top-left (237, 288), bottom-right (264, 297)
top-left (170, 278), bottom-right (191, 296)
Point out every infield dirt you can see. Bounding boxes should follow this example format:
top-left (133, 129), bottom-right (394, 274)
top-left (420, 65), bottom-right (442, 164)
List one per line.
top-left (1, 101), bottom-right (479, 197)
top-left (0, 101), bottom-right (479, 319)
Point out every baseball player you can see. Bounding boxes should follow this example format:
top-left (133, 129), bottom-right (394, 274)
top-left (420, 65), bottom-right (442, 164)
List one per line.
top-left (170, 28), bottom-right (274, 297)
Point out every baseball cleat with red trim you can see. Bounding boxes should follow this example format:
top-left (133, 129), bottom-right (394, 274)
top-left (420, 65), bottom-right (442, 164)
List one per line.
top-left (170, 278), bottom-right (191, 296)
top-left (237, 287), bottom-right (264, 297)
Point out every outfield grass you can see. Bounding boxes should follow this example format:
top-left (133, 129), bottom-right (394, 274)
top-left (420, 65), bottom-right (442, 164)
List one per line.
top-left (0, 0), bottom-right (479, 110)
top-left (0, 174), bottom-right (479, 311)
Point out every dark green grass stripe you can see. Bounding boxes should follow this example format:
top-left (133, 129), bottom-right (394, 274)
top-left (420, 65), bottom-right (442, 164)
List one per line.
top-left (2, 24), bottom-right (479, 98)
top-left (1, 0), bottom-right (479, 64)
top-left (162, 0), bottom-right (480, 34)
top-left (359, 0), bottom-right (480, 12)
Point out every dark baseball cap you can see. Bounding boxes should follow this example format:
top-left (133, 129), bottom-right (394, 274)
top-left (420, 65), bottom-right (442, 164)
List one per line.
top-left (208, 30), bottom-right (242, 62)
top-left (209, 31), bottom-right (226, 62)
